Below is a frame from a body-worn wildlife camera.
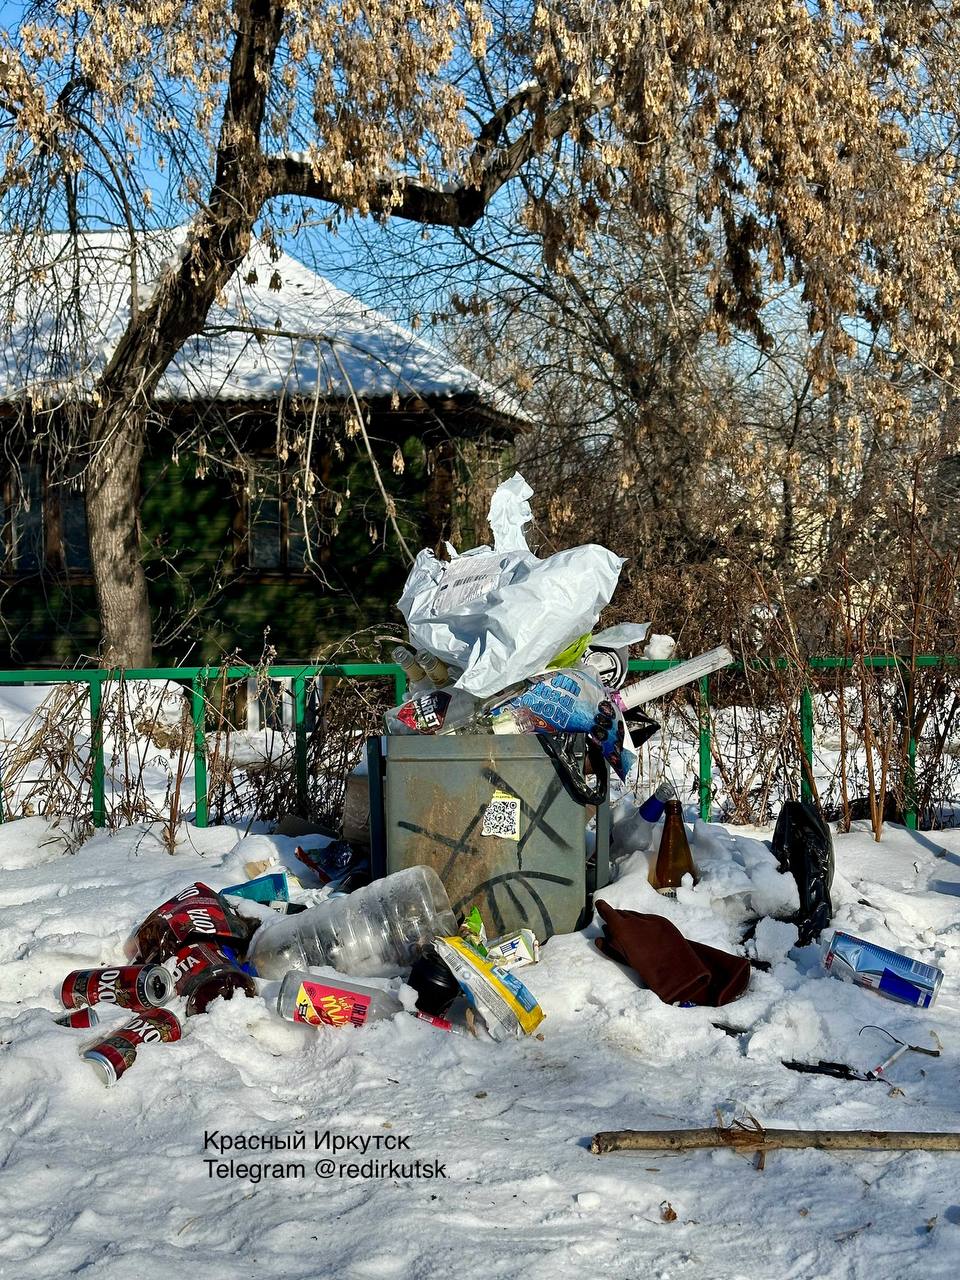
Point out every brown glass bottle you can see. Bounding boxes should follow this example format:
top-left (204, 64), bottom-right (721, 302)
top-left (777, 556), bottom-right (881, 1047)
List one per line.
top-left (654, 799), bottom-right (699, 891)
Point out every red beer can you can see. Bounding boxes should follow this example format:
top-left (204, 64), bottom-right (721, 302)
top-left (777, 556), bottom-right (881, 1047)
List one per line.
top-left (168, 942), bottom-right (257, 1016)
top-left (124, 882), bottom-right (255, 964)
top-left (60, 964), bottom-right (174, 1012)
top-left (53, 1007), bottom-right (100, 1029)
top-left (81, 1009), bottom-right (182, 1086)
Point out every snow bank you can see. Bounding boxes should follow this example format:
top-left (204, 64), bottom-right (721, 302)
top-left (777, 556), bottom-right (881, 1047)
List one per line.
top-left (1, 814), bottom-right (959, 1277)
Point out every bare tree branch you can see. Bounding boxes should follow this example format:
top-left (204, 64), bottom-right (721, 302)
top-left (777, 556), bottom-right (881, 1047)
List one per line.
top-left (265, 88), bottom-right (601, 228)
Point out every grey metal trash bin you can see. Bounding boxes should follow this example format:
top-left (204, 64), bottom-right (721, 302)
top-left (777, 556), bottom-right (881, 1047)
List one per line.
top-left (367, 734), bottom-right (609, 940)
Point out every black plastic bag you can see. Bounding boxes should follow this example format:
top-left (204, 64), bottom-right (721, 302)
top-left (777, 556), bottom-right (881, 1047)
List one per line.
top-left (772, 801), bottom-right (835, 945)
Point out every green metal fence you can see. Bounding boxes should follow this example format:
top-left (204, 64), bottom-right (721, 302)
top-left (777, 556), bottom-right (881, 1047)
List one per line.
top-left (0, 655), bottom-right (957, 829)
top-left (624, 654), bottom-right (960, 828)
top-left (0, 664), bottom-right (405, 829)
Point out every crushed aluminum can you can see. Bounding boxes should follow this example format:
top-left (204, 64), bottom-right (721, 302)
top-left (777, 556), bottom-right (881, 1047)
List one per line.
top-left (167, 942), bottom-right (257, 1016)
top-left (824, 931), bottom-right (943, 1008)
top-left (54, 1007), bottom-right (99, 1029)
top-left (124, 882), bottom-right (254, 963)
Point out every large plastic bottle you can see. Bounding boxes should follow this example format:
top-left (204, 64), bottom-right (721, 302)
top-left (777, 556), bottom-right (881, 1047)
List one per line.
top-left (247, 866), bottom-right (458, 979)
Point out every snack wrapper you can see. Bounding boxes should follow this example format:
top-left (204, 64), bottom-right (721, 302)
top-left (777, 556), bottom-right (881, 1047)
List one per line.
top-left (433, 936), bottom-right (544, 1040)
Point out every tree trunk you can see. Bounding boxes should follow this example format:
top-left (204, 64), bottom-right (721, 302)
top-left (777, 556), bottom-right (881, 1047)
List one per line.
top-left (63, 0), bottom-right (562, 667)
top-left (85, 404), bottom-right (152, 667)
top-left (77, 0), bottom-right (286, 668)
top-left (423, 438), bottom-right (458, 552)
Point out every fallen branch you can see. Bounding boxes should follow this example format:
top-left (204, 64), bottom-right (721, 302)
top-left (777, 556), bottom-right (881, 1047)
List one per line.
top-left (591, 1125), bottom-right (960, 1156)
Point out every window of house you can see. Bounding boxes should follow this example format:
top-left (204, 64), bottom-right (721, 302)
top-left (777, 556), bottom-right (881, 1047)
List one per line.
top-left (249, 469), bottom-right (284, 569)
top-left (2, 466), bottom-right (91, 574)
top-left (3, 465), bottom-right (43, 571)
top-left (246, 464), bottom-right (316, 573)
top-left (61, 484), bottom-right (92, 571)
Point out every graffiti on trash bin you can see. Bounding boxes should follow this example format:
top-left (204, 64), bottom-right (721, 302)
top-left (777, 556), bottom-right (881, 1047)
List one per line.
top-left (397, 768), bottom-right (575, 935)
top-left (451, 869), bottom-right (575, 938)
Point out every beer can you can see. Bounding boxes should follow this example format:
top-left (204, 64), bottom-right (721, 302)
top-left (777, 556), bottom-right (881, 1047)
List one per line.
top-left (168, 942), bottom-right (256, 1016)
top-left (53, 1007), bottom-right (99, 1029)
top-left (824, 931), bottom-right (943, 1008)
top-left (81, 1008), bottom-right (182, 1086)
top-left (124, 881), bottom-right (255, 963)
top-left (60, 964), bottom-right (174, 1012)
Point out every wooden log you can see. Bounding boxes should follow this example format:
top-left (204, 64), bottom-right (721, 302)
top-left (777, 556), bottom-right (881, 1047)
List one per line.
top-left (591, 1126), bottom-right (960, 1156)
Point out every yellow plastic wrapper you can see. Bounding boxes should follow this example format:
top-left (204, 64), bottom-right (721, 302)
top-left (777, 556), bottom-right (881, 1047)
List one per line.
top-left (547, 633), bottom-right (592, 668)
top-left (434, 936), bottom-right (544, 1040)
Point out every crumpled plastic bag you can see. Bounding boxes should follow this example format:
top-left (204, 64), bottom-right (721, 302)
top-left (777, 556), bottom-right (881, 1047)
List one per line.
top-left (396, 473), bottom-right (625, 699)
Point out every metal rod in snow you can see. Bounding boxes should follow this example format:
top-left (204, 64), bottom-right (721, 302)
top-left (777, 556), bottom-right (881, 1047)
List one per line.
top-left (618, 646), bottom-right (735, 711)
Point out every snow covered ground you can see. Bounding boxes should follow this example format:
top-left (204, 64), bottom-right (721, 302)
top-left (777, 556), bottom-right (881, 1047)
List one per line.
top-left (1, 806), bottom-right (959, 1280)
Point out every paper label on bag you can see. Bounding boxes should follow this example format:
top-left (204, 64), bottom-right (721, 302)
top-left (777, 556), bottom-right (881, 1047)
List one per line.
top-left (431, 554), bottom-right (504, 613)
top-left (485, 929), bottom-right (540, 969)
top-left (482, 790), bottom-right (521, 841)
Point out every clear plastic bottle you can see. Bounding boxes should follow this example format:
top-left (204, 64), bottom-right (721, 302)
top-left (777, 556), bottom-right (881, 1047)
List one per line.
top-left (277, 970), bottom-right (402, 1028)
top-left (247, 866), bottom-right (458, 979)
top-left (383, 686), bottom-right (481, 735)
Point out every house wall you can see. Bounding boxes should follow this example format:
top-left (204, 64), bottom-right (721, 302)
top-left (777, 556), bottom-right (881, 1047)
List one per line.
top-left (0, 427), bottom-right (500, 667)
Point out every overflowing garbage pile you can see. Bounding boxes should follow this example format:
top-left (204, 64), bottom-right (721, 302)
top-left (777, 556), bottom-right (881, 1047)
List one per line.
top-left (44, 472), bottom-right (948, 1088)
top-left (52, 864), bottom-right (554, 1085)
top-left (382, 473), bottom-right (732, 800)
top-left (49, 846), bottom-right (945, 1090)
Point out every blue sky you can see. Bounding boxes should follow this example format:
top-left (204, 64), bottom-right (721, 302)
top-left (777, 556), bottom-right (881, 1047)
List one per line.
top-left (0, 3), bottom-right (459, 320)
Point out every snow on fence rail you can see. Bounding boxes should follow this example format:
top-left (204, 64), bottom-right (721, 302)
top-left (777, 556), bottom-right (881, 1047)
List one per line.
top-left (0, 657), bottom-right (958, 837)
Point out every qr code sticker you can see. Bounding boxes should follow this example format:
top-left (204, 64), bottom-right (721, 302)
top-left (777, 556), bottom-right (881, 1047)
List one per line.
top-left (482, 790), bottom-right (521, 841)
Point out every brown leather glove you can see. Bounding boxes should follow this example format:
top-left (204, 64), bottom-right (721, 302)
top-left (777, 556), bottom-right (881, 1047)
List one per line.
top-left (595, 900), bottom-right (750, 1007)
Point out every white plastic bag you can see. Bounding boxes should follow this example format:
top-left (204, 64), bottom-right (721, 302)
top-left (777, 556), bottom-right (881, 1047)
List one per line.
top-left (396, 473), bottom-right (625, 699)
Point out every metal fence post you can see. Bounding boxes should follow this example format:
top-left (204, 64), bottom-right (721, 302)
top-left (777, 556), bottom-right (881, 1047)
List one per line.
top-left (902, 662), bottom-right (918, 831)
top-left (698, 675), bottom-right (712, 822)
top-left (191, 674), bottom-right (208, 828)
top-left (294, 672), bottom-right (308, 815)
top-left (391, 663), bottom-right (406, 705)
top-left (89, 674), bottom-right (106, 828)
top-left (800, 685), bottom-right (815, 804)
top-left (905, 731), bottom-right (918, 831)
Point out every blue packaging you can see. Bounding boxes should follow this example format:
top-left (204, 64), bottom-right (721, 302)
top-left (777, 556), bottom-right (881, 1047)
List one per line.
top-left (824, 931), bottom-right (943, 1008)
top-left (221, 872), bottom-right (289, 905)
top-left (496, 667), bottom-right (636, 781)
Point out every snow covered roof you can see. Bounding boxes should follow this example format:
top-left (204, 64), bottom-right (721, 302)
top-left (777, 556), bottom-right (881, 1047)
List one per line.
top-left (0, 228), bottom-right (524, 424)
